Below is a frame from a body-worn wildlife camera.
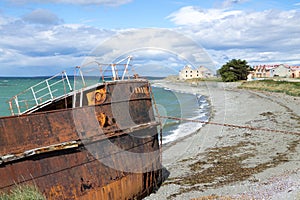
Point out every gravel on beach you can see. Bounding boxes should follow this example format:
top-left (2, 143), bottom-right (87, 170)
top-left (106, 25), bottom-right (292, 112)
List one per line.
top-left (146, 80), bottom-right (300, 200)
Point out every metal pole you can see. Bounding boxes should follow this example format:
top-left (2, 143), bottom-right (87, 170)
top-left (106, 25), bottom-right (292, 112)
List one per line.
top-left (122, 56), bottom-right (132, 80)
top-left (14, 96), bottom-right (21, 115)
top-left (111, 64), bottom-right (116, 80)
top-left (79, 68), bottom-right (86, 87)
top-left (63, 71), bottom-right (72, 91)
top-left (80, 89), bottom-right (83, 107)
top-left (31, 87), bottom-right (38, 105)
top-left (46, 80), bottom-right (53, 99)
top-left (73, 67), bottom-right (78, 108)
top-left (8, 101), bottom-right (14, 116)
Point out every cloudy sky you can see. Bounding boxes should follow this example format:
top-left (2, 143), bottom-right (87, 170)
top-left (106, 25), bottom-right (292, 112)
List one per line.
top-left (1, 0), bottom-right (300, 76)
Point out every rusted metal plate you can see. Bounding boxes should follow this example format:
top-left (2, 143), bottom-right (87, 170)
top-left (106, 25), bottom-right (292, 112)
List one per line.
top-left (0, 81), bottom-right (153, 155)
top-left (0, 80), bottom-right (162, 199)
top-left (0, 127), bottom-right (161, 199)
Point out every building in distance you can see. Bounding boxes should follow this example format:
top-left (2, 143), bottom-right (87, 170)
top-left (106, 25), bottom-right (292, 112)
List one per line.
top-left (249, 64), bottom-right (300, 80)
top-left (179, 65), bottom-right (214, 80)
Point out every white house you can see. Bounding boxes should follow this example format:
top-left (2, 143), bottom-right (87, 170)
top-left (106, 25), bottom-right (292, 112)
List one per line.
top-left (271, 64), bottom-right (291, 77)
top-left (179, 65), bottom-right (213, 80)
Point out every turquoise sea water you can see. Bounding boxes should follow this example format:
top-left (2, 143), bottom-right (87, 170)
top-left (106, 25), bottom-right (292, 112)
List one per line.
top-left (0, 77), bottom-right (46, 116)
top-left (152, 85), bottom-right (210, 143)
top-left (0, 77), bottom-right (210, 143)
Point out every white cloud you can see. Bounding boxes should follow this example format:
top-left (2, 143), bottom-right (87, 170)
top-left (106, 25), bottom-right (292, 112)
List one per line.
top-left (22, 9), bottom-right (62, 25)
top-left (7, 0), bottom-right (133, 6)
top-left (81, 28), bottom-right (215, 77)
top-left (167, 6), bottom-right (243, 26)
top-left (221, 0), bottom-right (249, 8)
top-left (208, 48), bottom-right (300, 67)
top-left (2, 3), bottom-right (300, 77)
top-left (0, 14), bottom-right (116, 76)
top-left (167, 6), bottom-right (300, 66)
top-left (1, 12), bottom-right (214, 77)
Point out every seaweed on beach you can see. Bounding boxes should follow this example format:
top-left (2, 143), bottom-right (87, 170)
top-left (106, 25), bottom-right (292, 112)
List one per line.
top-left (165, 138), bottom-right (300, 199)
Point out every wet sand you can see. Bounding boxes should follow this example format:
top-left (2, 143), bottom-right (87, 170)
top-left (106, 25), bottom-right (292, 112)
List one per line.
top-left (146, 80), bottom-right (300, 200)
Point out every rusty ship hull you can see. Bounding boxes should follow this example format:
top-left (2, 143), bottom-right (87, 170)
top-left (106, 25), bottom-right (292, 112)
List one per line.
top-left (0, 79), bottom-right (162, 199)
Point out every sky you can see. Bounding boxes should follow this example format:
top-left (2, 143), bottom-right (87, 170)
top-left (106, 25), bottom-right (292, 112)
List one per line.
top-left (0, 0), bottom-right (300, 76)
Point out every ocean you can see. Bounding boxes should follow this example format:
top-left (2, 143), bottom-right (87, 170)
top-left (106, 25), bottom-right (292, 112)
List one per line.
top-left (0, 77), bottom-right (210, 144)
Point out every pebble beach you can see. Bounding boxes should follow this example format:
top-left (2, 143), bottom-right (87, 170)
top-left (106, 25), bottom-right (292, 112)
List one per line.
top-left (146, 80), bottom-right (300, 200)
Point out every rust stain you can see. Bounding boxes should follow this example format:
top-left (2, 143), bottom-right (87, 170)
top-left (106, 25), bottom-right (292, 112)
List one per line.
top-left (0, 80), bottom-right (162, 200)
top-left (86, 87), bottom-right (106, 106)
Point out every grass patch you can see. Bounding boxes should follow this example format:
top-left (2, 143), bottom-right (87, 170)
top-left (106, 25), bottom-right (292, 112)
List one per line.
top-left (0, 185), bottom-right (45, 200)
top-left (239, 80), bottom-right (300, 96)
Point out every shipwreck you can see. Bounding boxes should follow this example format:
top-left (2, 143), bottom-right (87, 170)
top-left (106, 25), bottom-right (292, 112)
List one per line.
top-left (0, 56), bottom-right (162, 199)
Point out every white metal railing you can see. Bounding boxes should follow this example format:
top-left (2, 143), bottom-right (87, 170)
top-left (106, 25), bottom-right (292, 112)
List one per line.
top-left (7, 56), bottom-right (136, 115)
top-left (71, 56), bottom-right (134, 108)
top-left (8, 71), bottom-right (72, 116)
top-left (79, 56), bottom-right (133, 82)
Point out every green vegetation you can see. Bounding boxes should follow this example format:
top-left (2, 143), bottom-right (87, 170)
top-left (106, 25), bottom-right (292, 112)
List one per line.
top-left (218, 59), bottom-right (252, 82)
top-left (239, 80), bottom-right (300, 96)
top-left (0, 185), bottom-right (45, 200)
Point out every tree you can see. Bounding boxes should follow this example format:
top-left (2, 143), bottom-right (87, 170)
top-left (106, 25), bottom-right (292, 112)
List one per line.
top-left (218, 59), bottom-right (252, 82)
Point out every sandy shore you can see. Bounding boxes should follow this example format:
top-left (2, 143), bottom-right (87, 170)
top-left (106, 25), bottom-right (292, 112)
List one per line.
top-left (146, 80), bottom-right (300, 200)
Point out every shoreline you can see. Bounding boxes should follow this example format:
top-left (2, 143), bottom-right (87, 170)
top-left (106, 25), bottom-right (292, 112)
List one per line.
top-left (146, 80), bottom-right (300, 199)
top-left (152, 80), bottom-right (211, 146)
top-left (152, 80), bottom-right (221, 150)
